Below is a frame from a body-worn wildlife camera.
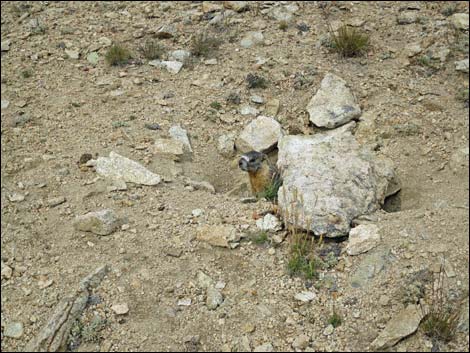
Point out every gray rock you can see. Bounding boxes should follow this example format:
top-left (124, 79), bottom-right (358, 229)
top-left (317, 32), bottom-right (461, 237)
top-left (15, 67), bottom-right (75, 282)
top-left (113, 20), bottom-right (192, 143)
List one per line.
top-left (323, 324), bottom-right (334, 336)
top-left (239, 105), bottom-right (259, 116)
top-left (292, 335), bottom-right (310, 350)
top-left (307, 73), bottom-right (361, 128)
top-left (196, 225), bottom-right (239, 248)
top-left (240, 31), bottom-right (264, 49)
top-left (217, 134), bottom-right (236, 158)
top-left (236, 115), bottom-right (283, 153)
top-left (265, 99), bottom-right (280, 117)
top-left (294, 291), bottom-right (316, 302)
top-left (455, 58), bottom-right (469, 73)
top-left (8, 193), bottom-right (25, 202)
top-left (1, 100), bottom-right (10, 110)
top-left (450, 13), bottom-right (469, 30)
top-left (4, 322), bottom-right (24, 339)
top-left (169, 125), bottom-right (192, 152)
top-left (277, 124), bottom-right (398, 237)
top-left (86, 52), bottom-right (99, 66)
top-left (405, 43), bottom-right (422, 57)
top-left (65, 49), bottom-right (80, 59)
top-left (1, 262), bottom-right (13, 279)
top-left (370, 305), bottom-right (423, 350)
top-left (73, 209), bottom-right (121, 236)
top-left (346, 224), bottom-right (381, 255)
top-left (154, 138), bottom-right (185, 158)
top-left (162, 60), bottom-right (183, 74)
top-left (184, 178), bottom-right (216, 193)
top-left (47, 196), bottom-right (66, 207)
top-left (206, 287), bottom-right (224, 310)
top-left (111, 303), bottom-right (129, 315)
top-left (251, 95), bottom-right (264, 104)
top-left (169, 50), bottom-right (191, 62)
top-left (350, 247), bottom-right (393, 288)
top-left (397, 11), bottom-right (418, 24)
top-left (156, 24), bottom-right (177, 38)
top-left (197, 271), bottom-right (215, 289)
top-left (256, 214), bottom-right (282, 232)
top-left (1, 40), bottom-right (11, 51)
top-left (96, 151), bottom-right (161, 186)
top-left (268, 4), bottom-right (298, 22)
top-left (254, 343), bottom-right (273, 352)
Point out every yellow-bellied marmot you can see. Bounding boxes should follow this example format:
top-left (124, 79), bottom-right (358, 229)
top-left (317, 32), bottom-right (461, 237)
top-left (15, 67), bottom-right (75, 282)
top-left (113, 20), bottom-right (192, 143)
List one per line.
top-left (238, 151), bottom-right (281, 195)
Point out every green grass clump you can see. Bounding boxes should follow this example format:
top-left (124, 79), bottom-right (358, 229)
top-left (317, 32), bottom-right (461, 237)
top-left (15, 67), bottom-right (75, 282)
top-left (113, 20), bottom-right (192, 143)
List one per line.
top-left (210, 101), bottom-right (222, 110)
top-left (330, 26), bottom-right (370, 57)
top-left (257, 178), bottom-right (282, 202)
top-left (190, 33), bottom-right (222, 57)
top-left (105, 44), bottom-right (132, 66)
top-left (328, 311), bottom-right (342, 328)
top-left (246, 73), bottom-right (268, 89)
top-left (21, 69), bottom-right (33, 79)
top-left (287, 232), bottom-right (317, 280)
top-left (279, 20), bottom-right (289, 31)
top-left (253, 231), bottom-right (269, 245)
top-left (139, 39), bottom-right (165, 60)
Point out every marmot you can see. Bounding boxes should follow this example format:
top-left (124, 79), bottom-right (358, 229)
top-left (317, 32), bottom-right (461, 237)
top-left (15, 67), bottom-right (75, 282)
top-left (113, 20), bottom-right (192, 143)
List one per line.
top-left (238, 151), bottom-right (281, 195)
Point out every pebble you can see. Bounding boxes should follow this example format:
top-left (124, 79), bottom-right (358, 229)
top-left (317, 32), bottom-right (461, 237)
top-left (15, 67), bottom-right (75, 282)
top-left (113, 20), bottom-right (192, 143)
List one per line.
top-left (73, 209), bottom-right (122, 236)
top-left (145, 123), bottom-right (161, 130)
top-left (239, 105), bottom-right (259, 116)
top-left (323, 324), bottom-right (334, 336)
top-left (1, 40), bottom-right (11, 51)
top-left (1, 262), bottom-right (13, 279)
top-left (192, 209), bottom-right (204, 217)
top-left (47, 196), bottom-right (66, 207)
top-left (65, 49), bottom-right (80, 59)
top-left (1, 100), bottom-right (10, 110)
top-left (206, 287), bottom-right (223, 310)
top-left (455, 58), bottom-right (469, 73)
top-left (8, 193), bottom-right (25, 202)
top-left (292, 334), bottom-right (310, 350)
top-left (254, 343), bottom-right (274, 352)
top-left (177, 298), bottom-right (192, 306)
top-left (4, 322), bottom-right (24, 339)
top-left (251, 95), bottom-right (264, 104)
top-left (294, 291), bottom-right (316, 302)
top-left (111, 303), bottom-right (129, 315)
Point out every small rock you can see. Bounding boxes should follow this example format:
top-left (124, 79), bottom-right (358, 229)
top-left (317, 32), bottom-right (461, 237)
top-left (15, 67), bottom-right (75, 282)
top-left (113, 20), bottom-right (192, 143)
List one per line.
top-left (239, 105), bottom-right (259, 116)
top-left (47, 196), bottom-right (66, 207)
top-left (397, 12), bottom-right (418, 25)
top-left (1, 40), bottom-right (11, 52)
top-left (294, 291), bottom-right (316, 302)
top-left (205, 58), bottom-right (218, 65)
top-left (1, 100), bottom-right (10, 110)
top-left (264, 99), bottom-right (280, 117)
top-left (450, 13), bottom-right (469, 30)
top-left (184, 178), bottom-right (216, 193)
top-left (65, 49), bottom-right (80, 59)
top-left (196, 225), bottom-right (239, 248)
top-left (73, 209), bottom-right (122, 236)
top-left (162, 60), bottom-right (183, 74)
top-left (38, 278), bottom-right (53, 289)
top-left (323, 324), bottom-right (334, 336)
top-left (86, 52), bottom-right (99, 65)
top-left (145, 123), bottom-right (161, 130)
top-left (224, 1), bottom-right (249, 12)
top-left (111, 303), bottom-right (129, 315)
top-left (292, 335), bottom-right (310, 350)
top-left (455, 58), bottom-right (469, 73)
top-left (242, 323), bottom-right (256, 333)
top-left (236, 115), bottom-right (284, 153)
top-left (254, 343), bottom-right (273, 352)
top-left (169, 50), bottom-right (191, 62)
top-left (192, 209), bottom-right (204, 217)
top-left (217, 134), bottom-right (236, 158)
top-left (240, 31), bottom-right (264, 49)
top-left (169, 125), bottom-right (192, 153)
top-left (156, 24), bottom-right (177, 38)
top-left (8, 193), bottom-right (25, 202)
top-left (206, 287), bottom-right (224, 310)
top-left (251, 95), bottom-right (264, 104)
top-left (346, 224), bottom-right (381, 256)
top-left (165, 247), bottom-right (182, 258)
top-left (177, 298), bottom-right (192, 306)
top-left (1, 262), bottom-right (13, 279)
top-left (379, 295), bottom-right (390, 306)
top-left (4, 322), bottom-right (24, 339)
top-left (256, 214), bottom-right (282, 232)
top-left (154, 139), bottom-right (185, 158)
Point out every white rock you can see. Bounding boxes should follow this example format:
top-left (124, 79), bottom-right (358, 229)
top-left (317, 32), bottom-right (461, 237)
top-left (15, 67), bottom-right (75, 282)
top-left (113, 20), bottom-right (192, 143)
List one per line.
top-left (154, 138), bottom-right (185, 158)
top-left (251, 95), bottom-right (264, 104)
top-left (192, 209), bottom-right (204, 217)
top-left (455, 58), bottom-right (469, 73)
top-left (1, 40), bottom-right (11, 51)
top-left (73, 209), bottom-right (121, 236)
top-left (347, 224), bottom-right (381, 255)
top-left (256, 214), bottom-right (282, 232)
top-left (4, 322), bottom-right (24, 339)
top-left (294, 291), bottom-right (316, 302)
top-left (65, 49), bottom-right (80, 59)
top-left (1, 100), bottom-right (10, 110)
top-left (323, 324), bottom-right (334, 336)
top-left (217, 134), bottom-right (235, 158)
top-left (1, 262), bottom-right (13, 279)
top-left (162, 60), bottom-right (183, 74)
top-left (8, 193), bottom-right (25, 202)
top-left (206, 287), bottom-right (224, 310)
top-left (111, 303), bottom-right (129, 315)
top-left (96, 151), bottom-right (161, 185)
top-left (169, 125), bottom-right (192, 152)
top-left (254, 343), bottom-right (274, 352)
top-left (277, 124), bottom-right (399, 238)
top-left (307, 73), bottom-right (361, 128)
top-left (450, 13), bottom-right (469, 30)
top-left (236, 115), bottom-right (284, 153)
top-left (240, 31), bottom-right (264, 48)
top-left (169, 50), bottom-right (191, 62)
top-left (239, 105), bottom-right (259, 116)
top-left (177, 298), bottom-right (192, 306)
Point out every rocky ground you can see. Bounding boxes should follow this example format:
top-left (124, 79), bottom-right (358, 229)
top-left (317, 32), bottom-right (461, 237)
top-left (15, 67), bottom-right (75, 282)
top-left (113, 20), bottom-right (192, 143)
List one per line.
top-left (1, 1), bottom-right (469, 352)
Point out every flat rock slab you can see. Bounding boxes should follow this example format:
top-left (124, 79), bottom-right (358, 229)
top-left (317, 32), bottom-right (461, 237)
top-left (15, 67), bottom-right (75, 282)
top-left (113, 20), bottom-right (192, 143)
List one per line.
top-left (73, 209), bottom-right (121, 236)
top-left (307, 73), bottom-right (361, 128)
top-left (370, 305), bottom-right (423, 350)
top-left (169, 125), bottom-right (192, 152)
top-left (196, 225), bottom-right (240, 248)
top-left (96, 151), bottom-right (161, 186)
top-left (277, 124), bottom-right (398, 237)
top-left (236, 115), bottom-right (283, 153)
top-left (347, 224), bottom-right (381, 255)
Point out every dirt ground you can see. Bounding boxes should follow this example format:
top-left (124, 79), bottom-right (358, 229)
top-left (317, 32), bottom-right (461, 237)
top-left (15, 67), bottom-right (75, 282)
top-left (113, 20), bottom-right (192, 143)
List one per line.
top-left (1, 1), bottom-right (469, 352)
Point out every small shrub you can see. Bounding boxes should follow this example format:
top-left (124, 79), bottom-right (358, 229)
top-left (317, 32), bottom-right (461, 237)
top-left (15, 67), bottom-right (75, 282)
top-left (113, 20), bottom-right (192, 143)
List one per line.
top-left (105, 44), bottom-right (132, 66)
top-left (253, 231), bottom-right (268, 245)
top-left (226, 92), bottom-right (241, 105)
top-left (112, 121), bottom-right (129, 128)
top-left (279, 20), bottom-right (289, 31)
top-left (139, 39), bottom-right (165, 60)
top-left (21, 69), bottom-right (33, 79)
top-left (257, 178), bottom-right (282, 202)
top-left (330, 26), bottom-right (370, 57)
top-left (328, 311), bottom-right (342, 328)
top-left (210, 101), bottom-right (222, 110)
top-left (441, 4), bottom-right (458, 17)
top-left (246, 73), bottom-right (268, 89)
top-left (190, 33), bottom-right (222, 57)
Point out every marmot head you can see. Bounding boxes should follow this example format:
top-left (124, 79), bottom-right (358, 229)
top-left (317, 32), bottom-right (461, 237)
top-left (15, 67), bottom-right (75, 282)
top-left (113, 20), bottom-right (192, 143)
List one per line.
top-left (238, 151), bottom-right (266, 173)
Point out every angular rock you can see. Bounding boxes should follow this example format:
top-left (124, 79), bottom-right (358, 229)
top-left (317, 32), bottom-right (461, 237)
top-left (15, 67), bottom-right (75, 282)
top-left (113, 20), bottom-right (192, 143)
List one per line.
top-left (169, 50), bottom-right (191, 62)
top-left (4, 322), bottom-right (24, 339)
top-left (347, 224), bottom-right (381, 255)
top-left (236, 116), bottom-right (283, 153)
top-left (323, 324), bottom-right (334, 336)
top-left (268, 4), bottom-right (298, 22)
top-left (450, 13), bottom-right (469, 30)
top-left (277, 124), bottom-right (398, 237)
top-left (1, 262), bottom-right (13, 279)
top-left (455, 58), bottom-right (469, 73)
top-left (196, 225), bottom-right (239, 248)
top-left (111, 303), bottom-right (129, 315)
top-left (217, 134), bottom-right (235, 158)
top-left (1, 40), bottom-right (11, 51)
top-left (350, 247), bottom-right (393, 288)
top-left (47, 196), bottom-right (66, 207)
top-left (156, 24), bottom-right (177, 38)
top-left (65, 49), bottom-right (80, 59)
top-left (294, 291), bottom-right (316, 302)
top-left (240, 31), bottom-right (264, 49)
top-left (264, 99), bottom-right (280, 117)
top-left (307, 73), bottom-right (361, 128)
top-left (86, 52), bottom-right (99, 66)
top-left (73, 209), bottom-right (121, 236)
top-left (206, 287), bottom-right (223, 310)
top-left (370, 305), bottom-right (423, 350)
top-left (1, 100), bottom-right (10, 110)
top-left (197, 271), bottom-right (215, 289)
top-left (154, 138), bottom-right (185, 158)
top-left (169, 125), bottom-right (192, 152)
top-left (254, 343), bottom-right (273, 352)
top-left (96, 151), bottom-right (161, 185)
top-left (256, 214), bottom-right (282, 232)
top-left (239, 105), bottom-right (259, 116)
top-left (292, 335), bottom-right (309, 350)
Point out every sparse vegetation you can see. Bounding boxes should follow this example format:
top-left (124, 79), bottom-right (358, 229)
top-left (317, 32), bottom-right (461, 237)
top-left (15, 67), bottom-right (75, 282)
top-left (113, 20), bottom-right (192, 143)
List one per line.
top-left (253, 231), bottom-right (269, 245)
top-left (457, 88), bottom-right (469, 107)
top-left (441, 4), bottom-right (458, 17)
top-left (112, 121), bottom-right (129, 128)
top-left (328, 311), bottom-right (342, 327)
top-left (226, 92), bottom-right (241, 105)
top-left (190, 33), bottom-right (222, 57)
top-left (21, 69), bottom-right (33, 79)
top-left (420, 264), bottom-right (462, 344)
top-left (246, 73), bottom-right (268, 89)
top-left (139, 39), bottom-right (165, 60)
top-left (279, 20), bottom-right (289, 31)
top-left (105, 44), bottom-right (132, 66)
top-left (210, 101), bottom-right (222, 110)
top-left (329, 25), bottom-right (370, 57)
top-left (257, 178), bottom-right (282, 202)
